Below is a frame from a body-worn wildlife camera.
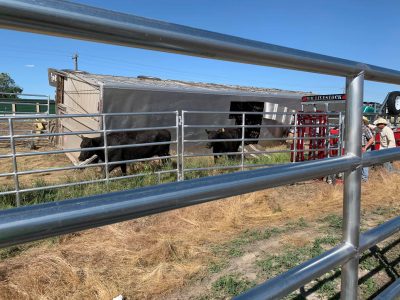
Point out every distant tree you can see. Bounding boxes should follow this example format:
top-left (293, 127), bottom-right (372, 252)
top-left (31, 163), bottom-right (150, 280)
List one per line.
top-left (0, 73), bottom-right (23, 98)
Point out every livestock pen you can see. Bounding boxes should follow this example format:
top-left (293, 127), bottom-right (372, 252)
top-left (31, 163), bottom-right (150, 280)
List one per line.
top-left (0, 1), bottom-right (399, 300)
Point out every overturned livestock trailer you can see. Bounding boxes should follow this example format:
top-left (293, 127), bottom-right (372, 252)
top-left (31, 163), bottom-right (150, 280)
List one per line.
top-left (49, 69), bottom-right (307, 162)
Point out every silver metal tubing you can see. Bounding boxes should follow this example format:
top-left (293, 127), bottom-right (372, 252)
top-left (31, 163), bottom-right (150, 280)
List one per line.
top-left (104, 154), bottom-right (177, 166)
top-left (8, 119), bottom-right (20, 206)
top-left (374, 279), bottom-right (400, 300)
top-left (107, 169), bottom-right (178, 182)
top-left (241, 113), bottom-right (245, 171)
top-left (102, 115), bottom-right (109, 183)
top-left (292, 113), bottom-right (298, 163)
top-left (185, 111), bottom-right (341, 116)
top-left (234, 243), bottom-right (356, 300)
top-left (12, 127), bottom-right (177, 139)
top-left (1, 1), bottom-right (400, 83)
top-left (104, 126), bottom-right (177, 133)
top-left (359, 215), bottom-right (400, 252)
top-left (175, 111), bottom-right (181, 180)
top-left (185, 124), bottom-right (335, 129)
top-left (362, 147), bottom-right (400, 167)
top-left (341, 72), bottom-right (364, 300)
top-left (182, 148), bottom-right (337, 159)
top-left (181, 112), bottom-right (185, 180)
top-left (14, 161), bottom-right (106, 176)
top-left (0, 111), bottom-right (177, 120)
top-left (2, 154), bottom-right (177, 177)
top-left (105, 140), bottom-right (174, 150)
top-left (14, 129), bottom-right (105, 139)
top-left (0, 154), bottom-right (358, 248)
top-left (17, 177), bottom-right (108, 194)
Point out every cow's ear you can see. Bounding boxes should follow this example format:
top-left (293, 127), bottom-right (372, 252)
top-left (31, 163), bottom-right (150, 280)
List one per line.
top-left (205, 129), bottom-right (210, 134)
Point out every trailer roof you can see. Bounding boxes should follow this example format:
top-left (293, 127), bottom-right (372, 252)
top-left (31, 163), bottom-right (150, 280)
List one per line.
top-left (50, 69), bottom-right (309, 99)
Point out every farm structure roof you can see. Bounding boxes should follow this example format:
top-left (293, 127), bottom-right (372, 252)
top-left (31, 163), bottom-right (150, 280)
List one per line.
top-left (50, 69), bottom-right (309, 100)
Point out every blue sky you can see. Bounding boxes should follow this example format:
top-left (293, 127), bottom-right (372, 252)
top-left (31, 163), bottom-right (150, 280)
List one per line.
top-left (1, 0), bottom-right (400, 101)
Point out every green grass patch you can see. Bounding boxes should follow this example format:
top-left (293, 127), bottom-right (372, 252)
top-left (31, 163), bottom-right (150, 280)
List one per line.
top-left (212, 227), bottom-right (282, 259)
top-left (211, 274), bottom-right (256, 297)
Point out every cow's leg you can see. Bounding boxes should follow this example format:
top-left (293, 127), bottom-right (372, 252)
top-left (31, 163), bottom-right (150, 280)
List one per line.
top-left (120, 164), bottom-right (127, 176)
top-left (104, 163), bottom-right (119, 176)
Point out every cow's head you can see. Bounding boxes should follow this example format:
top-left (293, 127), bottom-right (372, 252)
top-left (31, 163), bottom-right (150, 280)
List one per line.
top-left (78, 136), bottom-right (99, 162)
top-left (205, 129), bottom-right (220, 148)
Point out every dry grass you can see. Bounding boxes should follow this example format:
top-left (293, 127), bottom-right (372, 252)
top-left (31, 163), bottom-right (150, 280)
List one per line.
top-left (0, 166), bottom-right (399, 299)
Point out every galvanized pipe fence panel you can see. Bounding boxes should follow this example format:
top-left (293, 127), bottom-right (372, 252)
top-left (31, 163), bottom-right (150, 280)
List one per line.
top-left (0, 111), bottom-right (180, 206)
top-left (0, 0), bottom-right (400, 299)
top-left (0, 110), bottom-right (343, 204)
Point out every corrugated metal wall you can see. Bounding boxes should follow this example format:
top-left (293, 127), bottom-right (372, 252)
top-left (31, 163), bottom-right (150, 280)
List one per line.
top-left (59, 77), bottom-right (102, 163)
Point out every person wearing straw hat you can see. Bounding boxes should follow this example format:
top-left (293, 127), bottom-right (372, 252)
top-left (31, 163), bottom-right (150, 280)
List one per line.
top-left (373, 117), bottom-right (396, 172)
top-left (361, 116), bottom-right (374, 181)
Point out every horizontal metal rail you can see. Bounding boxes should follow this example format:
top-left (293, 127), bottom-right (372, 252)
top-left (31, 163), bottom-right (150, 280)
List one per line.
top-left (0, 111), bottom-right (177, 120)
top-left (235, 215), bottom-right (400, 300)
top-left (183, 111), bottom-right (340, 116)
top-left (186, 124), bottom-right (336, 129)
top-left (1, 1), bottom-right (400, 83)
top-left (185, 136), bottom-right (338, 143)
top-left (0, 154), bottom-right (359, 247)
top-left (0, 139), bottom-right (178, 159)
top-left (359, 215), bottom-right (400, 252)
top-left (374, 279), bottom-right (400, 300)
top-left (234, 243), bottom-right (356, 300)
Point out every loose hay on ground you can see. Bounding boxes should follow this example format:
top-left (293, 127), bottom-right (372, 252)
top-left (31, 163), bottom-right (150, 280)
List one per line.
top-left (0, 167), bottom-right (399, 299)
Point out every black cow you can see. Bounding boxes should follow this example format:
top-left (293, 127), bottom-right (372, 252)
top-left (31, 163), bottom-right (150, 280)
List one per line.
top-left (205, 128), bottom-right (241, 163)
top-left (78, 130), bottom-right (171, 175)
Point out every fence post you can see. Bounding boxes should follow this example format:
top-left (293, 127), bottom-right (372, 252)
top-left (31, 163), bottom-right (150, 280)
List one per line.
top-left (36, 103), bottom-right (40, 113)
top-left (175, 111), bottom-right (182, 181)
top-left (338, 112), bottom-right (343, 157)
top-left (341, 72), bottom-right (364, 300)
top-left (241, 112), bottom-right (245, 171)
top-left (101, 115), bottom-right (109, 186)
top-left (11, 103), bottom-right (16, 115)
top-left (292, 113), bottom-right (297, 163)
top-left (180, 111), bottom-right (185, 181)
top-left (8, 118), bottom-right (21, 206)
top-left (47, 95), bottom-right (50, 114)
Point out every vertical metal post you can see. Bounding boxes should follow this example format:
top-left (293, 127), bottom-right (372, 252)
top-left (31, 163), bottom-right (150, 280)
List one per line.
top-left (338, 112), bottom-right (343, 157)
top-left (293, 113), bottom-right (297, 163)
top-left (241, 112), bottom-right (245, 171)
top-left (47, 95), bottom-right (50, 114)
top-left (175, 111), bottom-right (181, 181)
top-left (180, 111), bottom-right (185, 181)
top-left (8, 118), bottom-right (20, 206)
top-left (102, 114), bottom-right (109, 185)
top-left (341, 72), bottom-right (364, 300)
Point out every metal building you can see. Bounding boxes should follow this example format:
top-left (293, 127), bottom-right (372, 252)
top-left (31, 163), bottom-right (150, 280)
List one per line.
top-left (48, 69), bottom-right (307, 162)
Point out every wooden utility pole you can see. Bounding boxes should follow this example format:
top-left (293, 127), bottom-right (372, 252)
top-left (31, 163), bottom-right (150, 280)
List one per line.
top-left (72, 53), bottom-right (79, 71)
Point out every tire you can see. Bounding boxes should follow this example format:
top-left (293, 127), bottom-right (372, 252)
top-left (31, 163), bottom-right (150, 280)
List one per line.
top-left (387, 91), bottom-right (400, 115)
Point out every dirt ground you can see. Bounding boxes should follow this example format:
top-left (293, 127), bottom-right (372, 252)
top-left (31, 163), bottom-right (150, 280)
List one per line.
top-left (0, 164), bottom-right (399, 299)
top-left (0, 120), bottom-right (76, 188)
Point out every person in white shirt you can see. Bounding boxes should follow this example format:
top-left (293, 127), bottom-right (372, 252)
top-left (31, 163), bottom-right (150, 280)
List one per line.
top-left (373, 117), bottom-right (396, 172)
